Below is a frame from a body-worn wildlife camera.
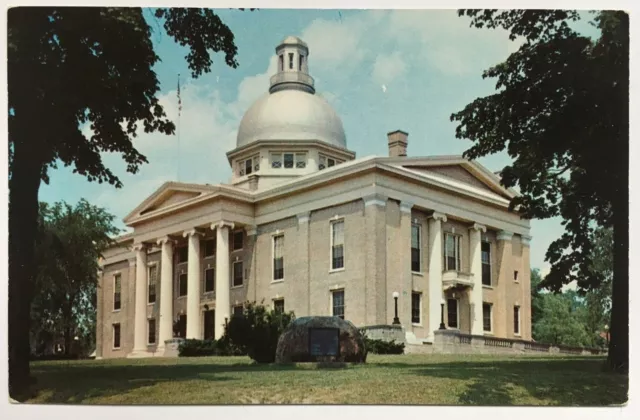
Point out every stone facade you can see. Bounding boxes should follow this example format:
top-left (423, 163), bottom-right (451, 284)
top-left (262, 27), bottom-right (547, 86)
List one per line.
top-left (95, 36), bottom-right (532, 359)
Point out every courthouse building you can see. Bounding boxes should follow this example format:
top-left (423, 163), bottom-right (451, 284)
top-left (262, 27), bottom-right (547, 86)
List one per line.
top-left (96, 36), bottom-right (532, 359)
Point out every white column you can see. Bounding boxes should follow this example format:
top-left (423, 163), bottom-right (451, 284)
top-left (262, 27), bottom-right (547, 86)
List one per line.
top-left (469, 223), bottom-right (486, 335)
top-left (427, 211), bottom-right (447, 342)
top-left (184, 229), bottom-right (204, 339)
top-left (129, 244), bottom-right (148, 356)
top-left (156, 236), bottom-right (174, 352)
top-left (212, 221), bottom-right (234, 339)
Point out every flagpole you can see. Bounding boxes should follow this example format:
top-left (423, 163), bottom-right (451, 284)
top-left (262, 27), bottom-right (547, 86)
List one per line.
top-left (177, 73), bottom-right (182, 182)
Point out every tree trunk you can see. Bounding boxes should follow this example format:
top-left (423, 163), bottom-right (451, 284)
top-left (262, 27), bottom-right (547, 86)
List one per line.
top-left (607, 192), bottom-right (629, 373)
top-left (8, 144), bottom-right (43, 400)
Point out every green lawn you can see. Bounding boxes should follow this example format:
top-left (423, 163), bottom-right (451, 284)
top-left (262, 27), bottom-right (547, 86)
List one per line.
top-left (26, 354), bottom-right (627, 405)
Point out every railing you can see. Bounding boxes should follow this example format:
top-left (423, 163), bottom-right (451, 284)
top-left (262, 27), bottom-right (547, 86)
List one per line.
top-left (559, 346), bottom-right (585, 355)
top-left (269, 72), bottom-right (315, 89)
top-left (434, 329), bottom-right (606, 356)
top-left (484, 337), bottom-right (514, 348)
top-left (524, 341), bottom-right (550, 352)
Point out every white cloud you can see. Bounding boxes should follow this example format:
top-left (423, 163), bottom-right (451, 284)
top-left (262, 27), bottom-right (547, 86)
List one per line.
top-left (371, 51), bottom-right (407, 86)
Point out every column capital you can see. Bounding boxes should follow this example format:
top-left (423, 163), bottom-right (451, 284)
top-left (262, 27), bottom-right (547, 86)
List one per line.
top-left (469, 223), bottom-right (487, 233)
top-left (400, 201), bottom-right (414, 214)
top-left (156, 236), bottom-right (176, 246)
top-left (429, 211), bottom-right (447, 222)
top-left (521, 234), bottom-right (532, 246)
top-left (127, 257), bottom-right (137, 266)
top-left (497, 230), bottom-right (514, 241)
top-left (210, 220), bottom-right (235, 231)
top-left (132, 243), bottom-right (147, 252)
top-left (245, 225), bottom-right (257, 236)
top-left (363, 193), bottom-right (387, 208)
top-left (183, 228), bottom-right (205, 238)
top-left (297, 211), bottom-right (310, 224)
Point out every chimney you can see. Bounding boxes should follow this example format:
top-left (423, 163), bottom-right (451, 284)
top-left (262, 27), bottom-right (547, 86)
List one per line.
top-left (387, 130), bottom-right (408, 157)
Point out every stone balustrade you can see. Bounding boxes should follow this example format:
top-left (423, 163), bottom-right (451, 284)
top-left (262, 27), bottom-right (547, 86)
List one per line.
top-left (404, 329), bottom-right (607, 356)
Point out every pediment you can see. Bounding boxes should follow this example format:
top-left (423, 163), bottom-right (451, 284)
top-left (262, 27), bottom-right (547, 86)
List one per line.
top-left (123, 182), bottom-right (212, 224)
top-left (397, 159), bottom-right (516, 201)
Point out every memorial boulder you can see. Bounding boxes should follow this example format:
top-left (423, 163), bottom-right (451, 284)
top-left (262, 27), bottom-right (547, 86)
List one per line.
top-left (275, 316), bottom-right (367, 363)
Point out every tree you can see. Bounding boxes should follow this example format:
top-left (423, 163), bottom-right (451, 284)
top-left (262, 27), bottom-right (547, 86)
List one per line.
top-left (31, 200), bottom-right (120, 358)
top-left (530, 268), bottom-right (544, 326)
top-left (532, 293), bottom-right (590, 347)
top-left (451, 10), bottom-right (628, 372)
top-left (8, 7), bottom-right (248, 399)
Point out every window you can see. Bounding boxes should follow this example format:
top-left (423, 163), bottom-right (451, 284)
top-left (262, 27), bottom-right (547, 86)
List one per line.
top-left (204, 310), bottom-right (215, 340)
top-left (514, 270), bottom-right (519, 281)
top-left (233, 261), bottom-right (243, 287)
top-left (148, 319), bottom-right (156, 345)
top-left (279, 54), bottom-right (284, 71)
top-left (514, 306), bottom-right (521, 335)
top-left (271, 153), bottom-right (282, 168)
top-left (332, 290), bottom-right (345, 319)
top-left (447, 298), bottom-right (459, 329)
top-left (113, 274), bottom-right (121, 311)
top-left (178, 272), bottom-right (188, 297)
top-left (178, 247), bottom-right (188, 263)
top-left (411, 224), bottom-right (421, 272)
top-left (318, 154), bottom-right (342, 170)
top-left (113, 324), bottom-right (121, 349)
top-left (233, 305), bottom-right (244, 318)
top-left (483, 303), bottom-right (493, 332)
top-left (274, 299), bottom-right (285, 314)
top-left (284, 153), bottom-right (294, 168)
top-left (237, 155), bottom-right (260, 176)
top-left (295, 153), bottom-right (306, 168)
top-left (299, 54), bottom-right (304, 70)
top-left (177, 314), bottom-right (186, 338)
top-left (288, 52), bottom-right (294, 69)
top-left (204, 239), bottom-right (215, 257)
top-left (331, 220), bottom-right (345, 270)
top-left (444, 233), bottom-right (461, 271)
top-left (411, 292), bottom-right (421, 324)
top-left (204, 267), bottom-right (215, 293)
top-left (481, 241), bottom-right (491, 286)
top-left (273, 235), bottom-right (284, 280)
top-left (148, 265), bottom-right (157, 304)
top-left (233, 231), bottom-right (243, 251)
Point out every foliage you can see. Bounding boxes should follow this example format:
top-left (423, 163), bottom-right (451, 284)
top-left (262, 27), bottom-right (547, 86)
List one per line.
top-left (453, 9), bottom-right (628, 372)
top-left (31, 200), bottom-right (119, 358)
top-left (178, 338), bottom-right (246, 357)
top-left (363, 337), bottom-right (405, 355)
top-left (225, 301), bottom-right (295, 363)
top-left (531, 228), bottom-right (613, 348)
top-left (8, 7), bottom-right (247, 399)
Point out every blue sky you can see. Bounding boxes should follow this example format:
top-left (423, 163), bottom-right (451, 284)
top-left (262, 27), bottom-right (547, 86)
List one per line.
top-left (38, 9), bottom-right (601, 278)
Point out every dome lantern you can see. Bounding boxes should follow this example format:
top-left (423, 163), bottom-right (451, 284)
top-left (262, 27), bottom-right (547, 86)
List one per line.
top-left (269, 36), bottom-right (315, 94)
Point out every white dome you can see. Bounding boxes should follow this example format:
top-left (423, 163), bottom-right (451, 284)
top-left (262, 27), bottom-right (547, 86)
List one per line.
top-left (236, 89), bottom-right (347, 149)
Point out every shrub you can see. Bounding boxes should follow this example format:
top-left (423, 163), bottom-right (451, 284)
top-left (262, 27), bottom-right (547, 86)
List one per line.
top-left (225, 301), bottom-right (295, 363)
top-left (363, 337), bottom-right (405, 355)
top-left (178, 337), bottom-right (246, 357)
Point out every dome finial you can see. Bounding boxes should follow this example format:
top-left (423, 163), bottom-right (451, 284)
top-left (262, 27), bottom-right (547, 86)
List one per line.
top-left (270, 36), bottom-right (315, 94)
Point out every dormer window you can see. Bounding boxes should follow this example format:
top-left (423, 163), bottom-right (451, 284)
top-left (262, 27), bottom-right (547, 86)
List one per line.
top-left (289, 53), bottom-right (294, 69)
top-left (237, 155), bottom-right (259, 176)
